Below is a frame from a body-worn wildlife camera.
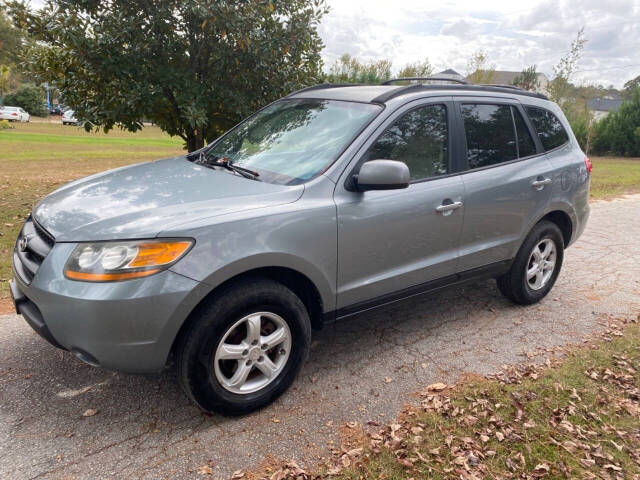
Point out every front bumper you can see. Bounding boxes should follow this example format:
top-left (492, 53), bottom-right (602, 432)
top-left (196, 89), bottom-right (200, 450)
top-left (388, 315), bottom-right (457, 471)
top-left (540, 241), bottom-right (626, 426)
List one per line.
top-left (10, 279), bottom-right (66, 350)
top-left (12, 242), bottom-right (210, 373)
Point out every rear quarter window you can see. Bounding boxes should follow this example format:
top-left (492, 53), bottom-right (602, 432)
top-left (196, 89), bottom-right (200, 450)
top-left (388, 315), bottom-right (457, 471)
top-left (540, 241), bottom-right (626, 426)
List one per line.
top-left (525, 106), bottom-right (569, 151)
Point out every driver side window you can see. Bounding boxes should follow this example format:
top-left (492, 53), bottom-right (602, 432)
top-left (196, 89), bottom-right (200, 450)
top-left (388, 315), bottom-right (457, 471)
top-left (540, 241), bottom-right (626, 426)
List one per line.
top-left (364, 104), bottom-right (448, 181)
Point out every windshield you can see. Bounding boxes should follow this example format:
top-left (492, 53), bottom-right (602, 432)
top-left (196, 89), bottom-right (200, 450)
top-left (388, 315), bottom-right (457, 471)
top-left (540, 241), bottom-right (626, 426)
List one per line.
top-left (205, 99), bottom-right (382, 185)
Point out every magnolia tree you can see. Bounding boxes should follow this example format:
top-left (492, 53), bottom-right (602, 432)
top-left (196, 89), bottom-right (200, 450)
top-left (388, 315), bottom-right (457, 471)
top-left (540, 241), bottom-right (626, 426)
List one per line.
top-left (8, 0), bottom-right (328, 151)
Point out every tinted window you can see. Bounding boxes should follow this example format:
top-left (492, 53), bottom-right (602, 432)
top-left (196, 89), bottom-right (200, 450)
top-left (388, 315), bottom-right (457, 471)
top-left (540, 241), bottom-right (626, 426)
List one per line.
top-left (525, 106), bottom-right (569, 150)
top-left (512, 107), bottom-right (536, 157)
top-left (461, 104), bottom-right (517, 169)
top-left (365, 104), bottom-right (448, 180)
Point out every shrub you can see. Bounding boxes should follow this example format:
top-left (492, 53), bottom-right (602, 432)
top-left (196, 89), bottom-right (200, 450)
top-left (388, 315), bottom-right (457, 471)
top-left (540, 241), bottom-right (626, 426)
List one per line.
top-left (591, 87), bottom-right (640, 157)
top-left (3, 83), bottom-right (48, 117)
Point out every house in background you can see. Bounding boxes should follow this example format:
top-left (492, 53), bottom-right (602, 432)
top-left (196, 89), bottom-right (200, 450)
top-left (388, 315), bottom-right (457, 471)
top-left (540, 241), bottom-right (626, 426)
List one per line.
top-left (467, 70), bottom-right (550, 93)
top-left (588, 97), bottom-right (623, 121)
top-left (434, 69), bottom-right (466, 82)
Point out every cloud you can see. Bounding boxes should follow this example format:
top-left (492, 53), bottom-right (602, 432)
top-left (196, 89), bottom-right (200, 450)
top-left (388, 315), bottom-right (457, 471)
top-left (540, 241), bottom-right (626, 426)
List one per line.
top-left (319, 0), bottom-right (640, 87)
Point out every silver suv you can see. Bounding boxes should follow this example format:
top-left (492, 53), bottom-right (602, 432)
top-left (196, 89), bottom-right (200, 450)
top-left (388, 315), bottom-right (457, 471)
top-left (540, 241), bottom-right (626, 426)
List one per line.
top-left (10, 79), bottom-right (590, 414)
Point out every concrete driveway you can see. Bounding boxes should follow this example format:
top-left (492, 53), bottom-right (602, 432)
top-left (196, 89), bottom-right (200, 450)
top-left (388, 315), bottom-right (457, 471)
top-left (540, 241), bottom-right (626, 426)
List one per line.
top-left (1, 195), bottom-right (639, 480)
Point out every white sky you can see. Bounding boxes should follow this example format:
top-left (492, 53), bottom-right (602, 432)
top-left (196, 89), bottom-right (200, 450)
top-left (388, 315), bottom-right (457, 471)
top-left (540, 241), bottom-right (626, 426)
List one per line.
top-left (318, 0), bottom-right (640, 88)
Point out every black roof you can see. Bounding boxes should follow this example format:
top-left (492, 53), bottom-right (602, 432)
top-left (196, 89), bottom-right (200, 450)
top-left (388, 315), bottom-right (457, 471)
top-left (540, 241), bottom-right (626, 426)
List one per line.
top-left (437, 68), bottom-right (462, 76)
top-left (587, 98), bottom-right (623, 112)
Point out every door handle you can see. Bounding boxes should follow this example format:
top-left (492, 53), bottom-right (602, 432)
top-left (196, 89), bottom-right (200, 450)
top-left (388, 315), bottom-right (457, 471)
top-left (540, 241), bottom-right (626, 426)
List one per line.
top-left (531, 178), bottom-right (552, 190)
top-left (436, 201), bottom-right (463, 216)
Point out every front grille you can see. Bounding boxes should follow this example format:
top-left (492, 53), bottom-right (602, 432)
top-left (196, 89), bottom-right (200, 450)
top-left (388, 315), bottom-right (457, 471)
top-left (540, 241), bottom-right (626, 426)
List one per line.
top-left (13, 215), bottom-right (55, 284)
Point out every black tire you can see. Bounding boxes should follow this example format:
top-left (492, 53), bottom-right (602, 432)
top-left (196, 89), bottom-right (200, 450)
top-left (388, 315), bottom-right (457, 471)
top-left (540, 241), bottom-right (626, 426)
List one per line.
top-left (175, 277), bottom-right (311, 415)
top-left (497, 220), bottom-right (564, 305)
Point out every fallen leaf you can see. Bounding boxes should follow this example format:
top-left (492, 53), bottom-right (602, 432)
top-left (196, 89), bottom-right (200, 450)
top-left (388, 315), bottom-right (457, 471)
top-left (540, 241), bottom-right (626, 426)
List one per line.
top-left (82, 408), bottom-right (98, 417)
top-left (426, 382), bottom-right (447, 392)
top-left (384, 377), bottom-right (393, 384)
top-left (197, 465), bottom-right (212, 475)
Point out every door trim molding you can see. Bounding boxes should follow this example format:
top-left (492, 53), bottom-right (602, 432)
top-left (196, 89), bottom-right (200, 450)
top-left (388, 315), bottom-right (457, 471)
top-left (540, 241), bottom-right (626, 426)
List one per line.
top-left (324, 259), bottom-right (512, 323)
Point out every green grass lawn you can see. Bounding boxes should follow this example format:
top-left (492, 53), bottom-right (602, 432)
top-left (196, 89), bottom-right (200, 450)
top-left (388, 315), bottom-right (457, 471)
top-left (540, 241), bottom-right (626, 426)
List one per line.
top-left (0, 122), bottom-right (185, 308)
top-left (590, 156), bottom-right (640, 199)
top-left (0, 123), bottom-right (639, 306)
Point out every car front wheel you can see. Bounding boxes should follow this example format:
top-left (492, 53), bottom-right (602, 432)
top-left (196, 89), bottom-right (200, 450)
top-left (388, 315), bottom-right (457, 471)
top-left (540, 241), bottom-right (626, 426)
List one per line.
top-left (175, 278), bottom-right (311, 415)
top-left (497, 220), bottom-right (564, 305)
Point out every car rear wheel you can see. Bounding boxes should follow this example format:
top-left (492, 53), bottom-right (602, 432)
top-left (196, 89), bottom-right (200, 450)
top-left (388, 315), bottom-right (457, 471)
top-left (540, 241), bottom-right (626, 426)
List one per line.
top-left (496, 220), bottom-right (564, 305)
top-left (175, 277), bottom-right (311, 415)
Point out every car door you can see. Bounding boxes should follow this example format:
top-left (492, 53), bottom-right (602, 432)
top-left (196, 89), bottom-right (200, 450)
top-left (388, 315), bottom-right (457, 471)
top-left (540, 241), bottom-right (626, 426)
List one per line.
top-left (334, 98), bottom-right (465, 312)
top-left (455, 98), bottom-right (553, 272)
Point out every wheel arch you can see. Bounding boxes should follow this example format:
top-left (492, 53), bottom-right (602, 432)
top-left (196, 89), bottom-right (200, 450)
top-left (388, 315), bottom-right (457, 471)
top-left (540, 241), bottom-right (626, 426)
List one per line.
top-left (541, 210), bottom-right (573, 247)
top-left (167, 262), bottom-right (330, 367)
top-left (521, 203), bottom-right (577, 251)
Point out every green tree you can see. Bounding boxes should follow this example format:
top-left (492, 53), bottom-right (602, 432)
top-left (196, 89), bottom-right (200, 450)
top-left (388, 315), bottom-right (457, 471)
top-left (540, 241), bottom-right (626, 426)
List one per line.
top-left (3, 82), bottom-right (47, 115)
top-left (512, 65), bottom-right (540, 91)
top-left (0, 7), bottom-right (21, 65)
top-left (465, 49), bottom-right (495, 84)
top-left (623, 75), bottom-right (640, 99)
top-left (0, 64), bottom-right (11, 98)
top-left (592, 88), bottom-right (640, 157)
top-left (397, 59), bottom-right (433, 79)
top-left (325, 54), bottom-right (392, 84)
top-left (7, 0), bottom-right (327, 151)
top-left (547, 28), bottom-right (587, 105)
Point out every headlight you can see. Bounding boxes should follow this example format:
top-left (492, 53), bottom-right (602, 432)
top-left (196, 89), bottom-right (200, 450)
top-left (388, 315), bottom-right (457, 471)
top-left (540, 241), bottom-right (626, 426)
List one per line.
top-left (64, 239), bottom-right (193, 282)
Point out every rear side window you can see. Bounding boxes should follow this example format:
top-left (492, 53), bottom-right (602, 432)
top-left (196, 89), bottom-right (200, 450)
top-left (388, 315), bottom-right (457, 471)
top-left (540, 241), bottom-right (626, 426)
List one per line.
top-left (365, 104), bottom-right (448, 180)
top-left (525, 106), bottom-right (569, 150)
top-left (461, 104), bottom-right (517, 169)
top-left (512, 108), bottom-right (536, 157)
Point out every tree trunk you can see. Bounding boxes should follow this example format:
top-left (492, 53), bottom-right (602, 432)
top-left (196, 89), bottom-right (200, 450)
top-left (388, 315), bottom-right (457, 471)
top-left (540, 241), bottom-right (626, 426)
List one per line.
top-left (185, 128), bottom-right (205, 152)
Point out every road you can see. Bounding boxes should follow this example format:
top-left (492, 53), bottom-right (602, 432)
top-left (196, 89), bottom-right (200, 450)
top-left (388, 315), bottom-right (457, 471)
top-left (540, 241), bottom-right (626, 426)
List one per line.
top-left (1, 195), bottom-right (639, 480)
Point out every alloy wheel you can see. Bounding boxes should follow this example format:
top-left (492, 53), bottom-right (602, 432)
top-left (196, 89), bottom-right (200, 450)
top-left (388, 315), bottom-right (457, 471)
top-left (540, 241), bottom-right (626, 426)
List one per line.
top-left (526, 238), bottom-right (557, 290)
top-left (214, 312), bottom-right (291, 394)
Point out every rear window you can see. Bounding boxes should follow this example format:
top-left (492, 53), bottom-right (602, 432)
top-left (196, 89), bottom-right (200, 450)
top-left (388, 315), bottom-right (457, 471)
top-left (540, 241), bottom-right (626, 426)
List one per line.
top-left (525, 106), bottom-right (569, 150)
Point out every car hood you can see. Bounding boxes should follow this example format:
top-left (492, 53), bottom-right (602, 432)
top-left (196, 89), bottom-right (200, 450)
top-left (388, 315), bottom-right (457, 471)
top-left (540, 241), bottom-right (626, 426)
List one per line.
top-left (33, 156), bottom-right (304, 241)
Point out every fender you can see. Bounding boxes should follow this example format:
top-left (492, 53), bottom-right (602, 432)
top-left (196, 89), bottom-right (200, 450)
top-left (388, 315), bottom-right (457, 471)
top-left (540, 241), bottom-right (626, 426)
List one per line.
top-left (514, 201), bottom-right (577, 257)
top-left (184, 252), bottom-right (335, 314)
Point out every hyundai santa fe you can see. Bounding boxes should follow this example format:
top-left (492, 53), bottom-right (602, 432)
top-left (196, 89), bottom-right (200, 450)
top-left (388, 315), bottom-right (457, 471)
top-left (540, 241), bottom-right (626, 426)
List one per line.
top-left (10, 79), bottom-right (590, 414)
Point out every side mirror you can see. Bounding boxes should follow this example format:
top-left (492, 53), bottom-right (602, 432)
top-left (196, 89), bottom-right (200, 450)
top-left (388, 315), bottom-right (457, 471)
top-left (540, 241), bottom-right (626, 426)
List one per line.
top-left (354, 160), bottom-right (410, 191)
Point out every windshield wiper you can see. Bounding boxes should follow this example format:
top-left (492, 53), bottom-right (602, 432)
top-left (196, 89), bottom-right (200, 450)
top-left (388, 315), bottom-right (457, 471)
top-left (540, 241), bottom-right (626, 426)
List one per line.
top-left (193, 151), bottom-right (261, 181)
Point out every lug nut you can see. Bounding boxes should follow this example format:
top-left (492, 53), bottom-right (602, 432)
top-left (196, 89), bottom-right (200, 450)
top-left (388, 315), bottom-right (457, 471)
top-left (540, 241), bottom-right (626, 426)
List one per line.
top-left (246, 360), bottom-right (252, 366)
top-left (242, 349), bottom-right (249, 356)
top-left (261, 344), bottom-right (268, 350)
top-left (279, 348), bottom-right (286, 355)
top-left (258, 356), bottom-right (264, 362)
top-left (252, 340), bottom-right (258, 346)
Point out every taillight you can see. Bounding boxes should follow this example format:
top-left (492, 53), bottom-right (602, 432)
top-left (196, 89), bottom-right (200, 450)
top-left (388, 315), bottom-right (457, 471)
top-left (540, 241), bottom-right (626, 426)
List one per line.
top-left (12, 112), bottom-right (17, 116)
top-left (584, 156), bottom-right (593, 174)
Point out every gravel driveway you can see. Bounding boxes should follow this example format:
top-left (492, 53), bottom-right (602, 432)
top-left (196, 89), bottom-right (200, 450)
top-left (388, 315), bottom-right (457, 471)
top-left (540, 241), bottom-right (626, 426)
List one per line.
top-left (1, 195), bottom-right (639, 480)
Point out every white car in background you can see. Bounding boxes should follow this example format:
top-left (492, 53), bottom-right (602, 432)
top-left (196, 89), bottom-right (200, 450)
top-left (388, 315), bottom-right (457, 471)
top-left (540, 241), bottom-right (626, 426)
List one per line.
top-left (61, 109), bottom-right (79, 125)
top-left (0, 106), bottom-right (30, 122)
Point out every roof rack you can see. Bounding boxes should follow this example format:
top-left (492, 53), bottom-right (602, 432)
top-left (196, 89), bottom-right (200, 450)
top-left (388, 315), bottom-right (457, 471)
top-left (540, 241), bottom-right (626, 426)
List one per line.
top-left (372, 84), bottom-right (548, 104)
top-left (382, 76), bottom-right (468, 85)
top-left (481, 84), bottom-right (525, 91)
top-left (285, 83), bottom-right (364, 97)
